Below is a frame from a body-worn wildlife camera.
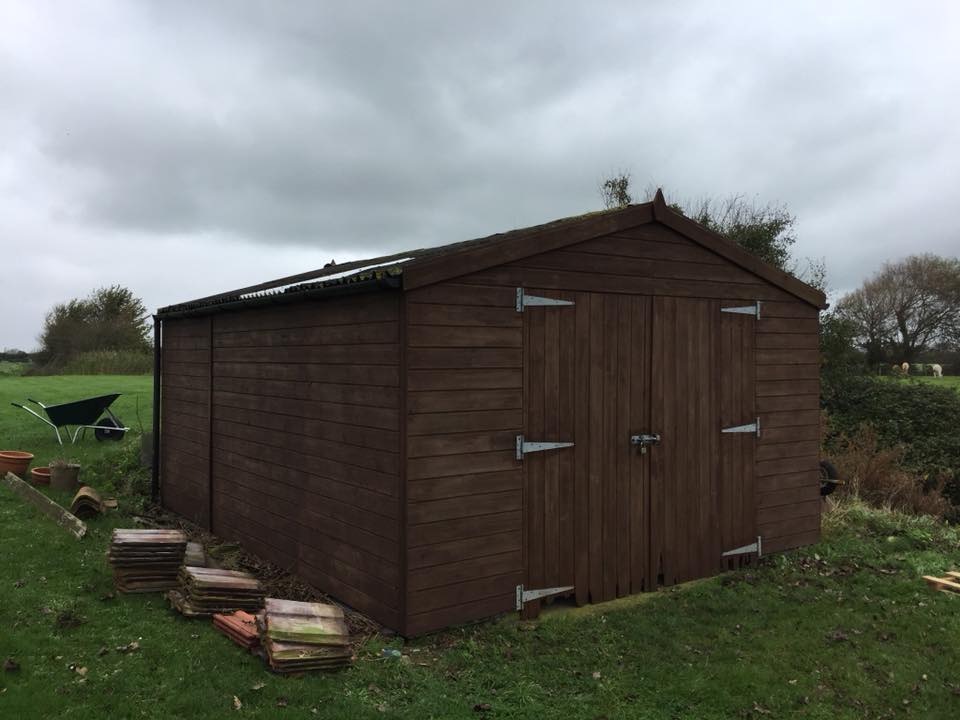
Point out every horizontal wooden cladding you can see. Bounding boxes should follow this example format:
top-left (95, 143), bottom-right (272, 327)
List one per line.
top-left (211, 344), bottom-right (398, 365)
top-left (162, 334), bottom-right (210, 350)
top-left (408, 409), bottom-right (523, 436)
top-left (408, 368), bottom-right (522, 392)
top-left (162, 373), bottom-right (210, 392)
top-left (758, 301), bottom-right (820, 319)
top-left (407, 303), bottom-right (520, 328)
top-left (511, 249), bottom-right (767, 285)
top-left (758, 470), bottom-right (819, 493)
top-left (213, 403), bottom-right (398, 454)
top-left (757, 364), bottom-right (819, 381)
top-left (761, 410), bottom-right (820, 429)
top-left (758, 454), bottom-right (819, 477)
top-left (409, 550), bottom-right (522, 592)
top-left (213, 433), bottom-right (398, 497)
top-left (408, 530), bottom-right (521, 570)
top-left (762, 528), bottom-right (821, 554)
top-left (213, 390), bottom-right (398, 432)
top-left (214, 321), bottom-right (398, 348)
top-left (461, 266), bottom-right (794, 303)
top-left (163, 349), bottom-right (210, 365)
top-left (409, 505), bottom-right (522, 543)
top-left (408, 348), bottom-right (521, 369)
top-left (757, 348), bottom-right (819, 365)
top-left (405, 592), bottom-right (515, 636)
top-left (408, 389), bottom-right (521, 414)
top-left (757, 379), bottom-right (819, 397)
top-left (757, 317), bottom-right (819, 334)
top-left (408, 450), bottom-right (518, 481)
top-left (213, 293), bottom-right (398, 333)
top-left (759, 483), bottom-right (820, 509)
top-left (407, 283), bottom-right (515, 308)
top-left (408, 470), bottom-right (521, 502)
top-left (162, 316), bottom-right (211, 338)
top-left (759, 424), bottom-right (819, 444)
top-left (213, 362), bottom-right (399, 387)
top-left (407, 571), bottom-right (522, 615)
top-left (214, 448), bottom-right (398, 519)
top-left (162, 430), bottom-right (209, 462)
top-left (408, 431), bottom-right (516, 459)
top-left (407, 326), bottom-right (522, 349)
top-left (214, 463), bottom-right (398, 540)
top-left (162, 360), bottom-right (209, 378)
top-left (212, 418), bottom-right (398, 475)
top-left (214, 376), bottom-right (399, 409)
top-left (759, 510), bottom-right (820, 539)
top-left (756, 441), bottom-right (819, 462)
top-left (214, 510), bottom-right (399, 627)
top-left (213, 483), bottom-right (398, 568)
top-left (576, 232), bottom-right (726, 264)
top-left (757, 394), bottom-right (819, 412)
top-left (756, 333), bottom-right (819, 350)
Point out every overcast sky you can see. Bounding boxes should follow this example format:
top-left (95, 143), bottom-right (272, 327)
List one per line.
top-left (1, 1), bottom-right (958, 350)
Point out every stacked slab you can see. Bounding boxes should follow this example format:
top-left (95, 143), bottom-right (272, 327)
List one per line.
top-left (168, 567), bottom-right (265, 617)
top-left (260, 598), bottom-right (353, 672)
top-left (109, 529), bottom-right (187, 593)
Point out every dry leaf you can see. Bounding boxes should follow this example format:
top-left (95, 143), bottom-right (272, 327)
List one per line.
top-left (592, 671), bottom-right (602, 680)
top-left (251, 682), bottom-right (266, 691)
top-left (233, 695), bottom-right (242, 711)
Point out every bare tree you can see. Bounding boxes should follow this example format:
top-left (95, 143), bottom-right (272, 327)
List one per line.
top-left (837, 254), bottom-right (960, 363)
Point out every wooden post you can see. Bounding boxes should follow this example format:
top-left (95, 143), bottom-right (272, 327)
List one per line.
top-left (1, 472), bottom-right (87, 539)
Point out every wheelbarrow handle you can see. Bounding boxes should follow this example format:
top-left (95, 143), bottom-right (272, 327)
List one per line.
top-left (26, 398), bottom-right (45, 407)
top-left (11, 402), bottom-right (25, 409)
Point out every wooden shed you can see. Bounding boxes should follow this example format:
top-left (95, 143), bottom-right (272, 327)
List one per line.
top-left (153, 190), bottom-right (827, 636)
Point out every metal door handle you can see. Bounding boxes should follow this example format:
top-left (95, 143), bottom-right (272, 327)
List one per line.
top-left (630, 433), bottom-right (661, 453)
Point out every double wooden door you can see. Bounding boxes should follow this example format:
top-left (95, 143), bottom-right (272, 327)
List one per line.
top-left (522, 290), bottom-right (756, 616)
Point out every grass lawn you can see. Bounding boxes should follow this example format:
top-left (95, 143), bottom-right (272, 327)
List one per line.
top-left (2, 375), bottom-right (960, 718)
top-left (912, 375), bottom-right (960, 392)
top-left (0, 374), bottom-right (154, 473)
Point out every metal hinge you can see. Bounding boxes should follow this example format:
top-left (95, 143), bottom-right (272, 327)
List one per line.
top-left (722, 418), bottom-right (760, 438)
top-left (516, 288), bottom-right (575, 312)
top-left (516, 435), bottom-right (574, 460)
top-left (721, 301), bottom-right (761, 319)
top-left (722, 536), bottom-right (762, 558)
top-left (516, 584), bottom-right (575, 610)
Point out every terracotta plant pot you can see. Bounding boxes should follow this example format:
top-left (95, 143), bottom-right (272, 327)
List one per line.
top-left (50, 463), bottom-right (81, 493)
top-left (0, 451), bottom-right (34, 479)
top-left (30, 466), bottom-right (51, 485)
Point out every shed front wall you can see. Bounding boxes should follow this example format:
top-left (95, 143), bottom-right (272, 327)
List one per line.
top-left (160, 292), bottom-right (404, 629)
top-left (403, 221), bottom-right (820, 635)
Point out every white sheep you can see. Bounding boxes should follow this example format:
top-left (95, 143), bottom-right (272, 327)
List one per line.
top-left (901, 362), bottom-right (910, 374)
top-left (931, 363), bottom-right (943, 378)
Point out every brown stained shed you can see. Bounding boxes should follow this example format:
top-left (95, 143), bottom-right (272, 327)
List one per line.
top-left (154, 190), bottom-right (826, 635)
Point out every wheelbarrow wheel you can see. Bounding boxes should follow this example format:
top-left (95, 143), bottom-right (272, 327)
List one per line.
top-left (94, 416), bottom-right (126, 442)
top-left (820, 459), bottom-right (840, 496)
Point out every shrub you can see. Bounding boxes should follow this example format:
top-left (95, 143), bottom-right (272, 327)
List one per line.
top-left (829, 425), bottom-right (951, 519)
top-left (26, 350), bottom-right (152, 375)
top-left (822, 374), bottom-right (960, 491)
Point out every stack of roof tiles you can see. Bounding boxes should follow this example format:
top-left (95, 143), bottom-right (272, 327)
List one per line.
top-left (259, 598), bottom-right (353, 672)
top-left (168, 567), bottom-right (265, 617)
top-left (108, 529), bottom-right (187, 593)
top-left (212, 610), bottom-right (262, 653)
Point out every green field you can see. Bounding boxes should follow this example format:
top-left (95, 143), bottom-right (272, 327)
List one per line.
top-left (2, 375), bottom-right (960, 718)
top-left (0, 374), bottom-right (153, 473)
top-left (913, 375), bottom-right (960, 391)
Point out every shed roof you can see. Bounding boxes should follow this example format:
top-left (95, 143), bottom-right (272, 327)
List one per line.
top-left (157, 190), bottom-right (827, 317)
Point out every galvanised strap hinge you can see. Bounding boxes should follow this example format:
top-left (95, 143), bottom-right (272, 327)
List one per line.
top-left (721, 301), bottom-right (762, 319)
top-left (516, 584), bottom-right (575, 610)
top-left (516, 288), bottom-right (575, 312)
top-left (722, 536), bottom-right (763, 558)
top-left (516, 435), bottom-right (574, 460)
top-left (722, 418), bottom-right (760, 438)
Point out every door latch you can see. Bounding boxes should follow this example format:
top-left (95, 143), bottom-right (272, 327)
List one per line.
top-left (630, 433), bottom-right (661, 454)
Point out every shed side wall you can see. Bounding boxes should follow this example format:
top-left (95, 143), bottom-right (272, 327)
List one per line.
top-left (160, 316), bottom-right (212, 527)
top-left (161, 292), bottom-right (403, 629)
top-left (403, 222), bottom-right (820, 635)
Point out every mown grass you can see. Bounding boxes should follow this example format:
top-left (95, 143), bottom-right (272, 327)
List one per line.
top-left (0, 361), bottom-right (26, 376)
top-left (0, 374), bottom-right (153, 472)
top-left (2, 376), bottom-right (960, 718)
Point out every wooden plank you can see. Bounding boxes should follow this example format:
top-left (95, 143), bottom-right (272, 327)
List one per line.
top-left (758, 513), bottom-right (820, 538)
top-left (575, 233), bottom-right (726, 264)
top-left (405, 592), bottom-right (515, 636)
top-left (756, 333), bottom-right (820, 350)
top-left (757, 379), bottom-right (820, 397)
top-left (407, 570), bottom-right (523, 614)
top-left (407, 470), bottom-right (520, 501)
top-left (407, 303), bottom-right (521, 327)
top-left (524, 304), bottom-right (544, 617)
top-left (211, 344), bottom-right (398, 365)
top-left (407, 368), bottom-right (522, 391)
top-left (407, 491), bottom-right (522, 525)
top-left (213, 361), bottom-right (399, 386)
top-left (407, 409), bottom-right (523, 436)
top-left (587, 292), bottom-right (604, 601)
top-left (757, 348), bottom-right (820, 365)
top-left (1, 472), bottom-right (87, 539)
top-left (407, 389), bottom-right (521, 414)
top-left (756, 363), bottom-right (819, 381)
top-left (407, 431), bottom-right (516, 458)
top-left (213, 321), bottom-right (398, 348)
top-left (761, 410), bottom-right (821, 428)
top-left (757, 395), bottom-right (820, 412)
top-left (406, 283), bottom-right (515, 308)
top-left (757, 420), bottom-right (819, 443)
top-left (408, 451), bottom-right (518, 481)
top-left (407, 347), bottom-right (522, 369)
top-left (758, 455), bottom-right (819, 477)
top-left (212, 390), bottom-right (399, 431)
top-left (408, 510), bottom-right (522, 546)
top-left (408, 531), bottom-right (522, 569)
top-left (573, 292), bottom-right (590, 605)
top-left (757, 499), bottom-right (821, 525)
top-left (760, 528), bottom-right (820, 554)
top-left (757, 318), bottom-right (819, 334)
top-left (407, 326), bottom-right (522, 348)
top-left (408, 550), bottom-right (522, 591)
top-left (758, 484), bottom-right (820, 509)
